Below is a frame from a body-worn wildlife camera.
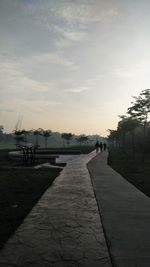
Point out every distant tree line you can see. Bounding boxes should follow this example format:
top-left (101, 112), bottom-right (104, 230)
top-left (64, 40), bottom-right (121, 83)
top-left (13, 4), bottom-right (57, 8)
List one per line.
top-left (0, 125), bottom-right (103, 149)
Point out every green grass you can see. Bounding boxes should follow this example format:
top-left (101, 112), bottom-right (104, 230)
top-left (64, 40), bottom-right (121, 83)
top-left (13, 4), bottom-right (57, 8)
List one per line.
top-left (108, 148), bottom-right (150, 198)
top-left (0, 168), bottom-right (61, 249)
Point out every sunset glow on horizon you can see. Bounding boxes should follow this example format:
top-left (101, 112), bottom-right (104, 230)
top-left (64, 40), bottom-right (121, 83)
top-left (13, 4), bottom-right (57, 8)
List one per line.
top-left (1, 0), bottom-right (150, 136)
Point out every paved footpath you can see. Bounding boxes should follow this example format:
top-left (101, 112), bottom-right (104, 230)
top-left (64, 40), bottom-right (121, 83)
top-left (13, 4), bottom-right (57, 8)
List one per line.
top-left (0, 152), bottom-right (112, 267)
top-left (88, 151), bottom-right (150, 267)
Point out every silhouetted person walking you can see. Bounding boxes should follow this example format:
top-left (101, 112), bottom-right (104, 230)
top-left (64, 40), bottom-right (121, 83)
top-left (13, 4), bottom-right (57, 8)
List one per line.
top-left (103, 142), bottom-right (107, 151)
top-left (99, 142), bottom-right (103, 152)
top-left (95, 141), bottom-right (99, 153)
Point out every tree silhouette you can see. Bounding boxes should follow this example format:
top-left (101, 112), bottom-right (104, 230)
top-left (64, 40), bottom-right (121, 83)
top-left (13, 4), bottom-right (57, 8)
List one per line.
top-left (127, 89), bottom-right (150, 125)
top-left (0, 126), bottom-right (4, 133)
top-left (61, 133), bottom-right (74, 146)
top-left (33, 128), bottom-right (42, 146)
top-left (117, 115), bottom-right (140, 149)
top-left (39, 129), bottom-right (52, 148)
top-left (127, 89), bottom-right (150, 158)
top-left (21, 130), bottom-right (30, 143)
top-left (76, 135), bottom-right (88, 146)
top-left (107, 129), bottom-right (119, 148)
top-left (13, 130), bottom-right (26, 145)
top-left (0, 126), bottom-right (4, 142)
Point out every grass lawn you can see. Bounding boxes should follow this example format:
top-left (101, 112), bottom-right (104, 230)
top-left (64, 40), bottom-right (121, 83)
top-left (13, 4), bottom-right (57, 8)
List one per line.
top-left (0, 168), bottom-right (61, 249)
top-left (0, 149), bottom-right (17, 167)
top-left (69, 145), bottom-right (94, 154)
top-left (0, 149), bottom-right (62, 249)
top-left (36, 145), bottom-right (94, 154)
top-left (108, 148), bottom-right (150, 198)
top-left (0, 146), bottom-right (93, 248)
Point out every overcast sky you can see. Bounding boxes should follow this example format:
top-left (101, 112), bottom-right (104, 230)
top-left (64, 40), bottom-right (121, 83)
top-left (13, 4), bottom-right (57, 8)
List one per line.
top-left (1, 0), bottom-right (150, 136)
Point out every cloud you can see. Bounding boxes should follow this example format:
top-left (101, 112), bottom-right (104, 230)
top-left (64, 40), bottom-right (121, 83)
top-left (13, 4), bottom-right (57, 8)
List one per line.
top-left (20, 0), bottom-right (117, 26)
top-left (0, 108), bottom-right (17, 113)
top-left (54, 25), bottom-right (88, 47)
top-left (52, 1), bottom-right (117, 25)
top-left (0, 97), bottom-right (62, 116)
top-left (87, 75), bottom-right (104, 85)
top-left (55, 38), bottom-right (72, 48)
top-left (0, 0), bottom-right (118, 54)
top-left (0, 0), bottom-right (120, 134)
top-left (52, 1), bottom-right (117, 47)
top-left (65, 86), bottom-right (91, 93)
top-left (0, 54), bottom-right (53, 101)
top-left (0, 52), bottom-right (72, 116)
top-left (0, 50), bottom-right (78, 99)
top-left (62, 30), bottom-right (87, 42)
top-left (29, 52), bottom-right (75, 67)
top-left (113, 64), bottom-right (150, 79)
top-left (8, 1), bottom-right (117, 49)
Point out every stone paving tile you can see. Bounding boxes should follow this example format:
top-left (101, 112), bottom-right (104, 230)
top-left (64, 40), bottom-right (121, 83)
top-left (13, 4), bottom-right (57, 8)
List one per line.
top-left (0, 153), bottom-right (112, 267)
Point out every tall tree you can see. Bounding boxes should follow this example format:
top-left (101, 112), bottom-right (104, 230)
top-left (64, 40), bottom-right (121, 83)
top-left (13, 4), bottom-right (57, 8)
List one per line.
top-left (107, 129), bottom-right (119, 148)
top-left (117, 115), bottom-right (140, 151)
top-left (127, 89), bottom-right (150, 159)
top-left (127, 89), bottom-right (150, 126)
